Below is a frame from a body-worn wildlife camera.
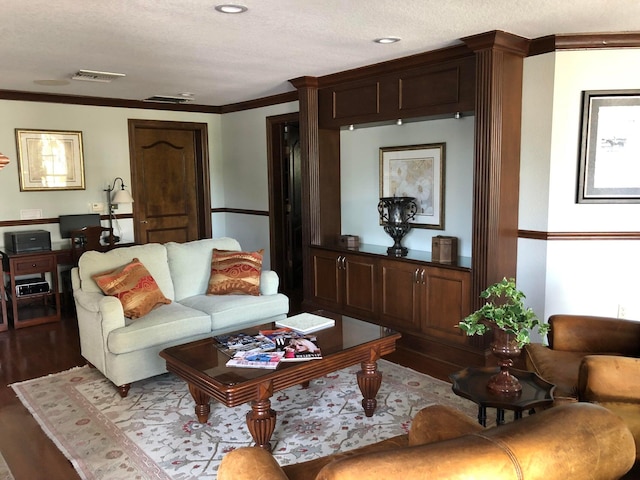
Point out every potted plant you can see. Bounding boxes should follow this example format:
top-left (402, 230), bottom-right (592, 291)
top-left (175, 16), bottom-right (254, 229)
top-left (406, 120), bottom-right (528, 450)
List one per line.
top-left (458, 277), bottom-right (549, 394)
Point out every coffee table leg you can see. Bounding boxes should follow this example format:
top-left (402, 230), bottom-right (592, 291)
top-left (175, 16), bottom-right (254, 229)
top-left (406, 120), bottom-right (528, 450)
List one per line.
top-left (188, 384), bottom-right (211, 423)
top-left (357, 360), bottom-right (382, 417)
top-left (246, 381), bottom-right (276, 451)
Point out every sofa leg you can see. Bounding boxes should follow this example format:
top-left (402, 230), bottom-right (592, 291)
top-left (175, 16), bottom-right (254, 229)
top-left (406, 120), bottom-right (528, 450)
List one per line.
top-left (117, 384), bottom-right (131, 398)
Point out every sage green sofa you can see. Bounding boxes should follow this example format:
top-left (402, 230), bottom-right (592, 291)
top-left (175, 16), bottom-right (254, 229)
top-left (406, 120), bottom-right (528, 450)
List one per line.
top-left (71, 237), bottom-right (289, 396)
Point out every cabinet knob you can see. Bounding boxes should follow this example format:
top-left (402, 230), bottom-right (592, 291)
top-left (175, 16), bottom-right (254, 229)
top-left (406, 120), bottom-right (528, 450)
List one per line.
top-left (413, 268), bottom-right (420, 283)
top-left (420, 269), bottom-right (426, 285)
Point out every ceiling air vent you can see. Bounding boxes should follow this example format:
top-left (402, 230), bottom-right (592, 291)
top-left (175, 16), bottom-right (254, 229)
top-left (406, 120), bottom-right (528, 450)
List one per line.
top-left (143, 95), bottom-right (194, 104)
top-left (71, 69), bottom-right (126, 83)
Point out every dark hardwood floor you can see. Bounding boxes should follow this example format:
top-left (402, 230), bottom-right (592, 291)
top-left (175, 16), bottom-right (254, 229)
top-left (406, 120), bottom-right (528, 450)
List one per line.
top-left (0, 314), bottom-right (84, 480)
top-left (1, 312), bottom-right (639, 479)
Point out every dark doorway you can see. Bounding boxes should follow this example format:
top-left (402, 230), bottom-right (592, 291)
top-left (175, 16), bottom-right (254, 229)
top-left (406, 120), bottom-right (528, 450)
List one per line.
top-left (128, 119), bottom-right (211, 244)
top-left (267, 113), bottom-right (303, 313)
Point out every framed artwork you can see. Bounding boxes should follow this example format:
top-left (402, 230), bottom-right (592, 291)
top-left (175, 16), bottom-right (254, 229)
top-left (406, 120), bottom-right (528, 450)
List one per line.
top-left (15, 129), bottom-right (85, 191)
top-left (379, 143), bottom-right (445, 229)
top-left (577, 90), bottom-right (640, 203)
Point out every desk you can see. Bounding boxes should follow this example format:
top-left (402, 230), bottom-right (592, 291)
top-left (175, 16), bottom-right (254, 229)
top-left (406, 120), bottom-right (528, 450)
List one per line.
top-left (1, 249), bottom-right (61, 329)
top-left (450, 366), bottom-right (555, 426)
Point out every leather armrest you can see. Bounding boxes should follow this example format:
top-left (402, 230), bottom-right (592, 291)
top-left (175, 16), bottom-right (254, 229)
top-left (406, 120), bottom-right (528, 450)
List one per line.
top-left (408, 404), bottom-right (482, 445)
top-left (549, 314), bottom-right (640, 355)
top-left (218, 446), bottom-right (289, 480)
top-left (579, 355), bottom-right (640, 403)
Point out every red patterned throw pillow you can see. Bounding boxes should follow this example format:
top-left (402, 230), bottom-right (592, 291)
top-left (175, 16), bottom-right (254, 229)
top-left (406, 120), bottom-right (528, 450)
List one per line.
top-left (207, 249), bottom-right (263, 296)
top-left (92, 258), bottom-right (171, 319)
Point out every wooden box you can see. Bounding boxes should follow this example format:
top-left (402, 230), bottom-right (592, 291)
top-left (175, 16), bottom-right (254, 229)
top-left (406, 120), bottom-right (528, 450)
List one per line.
top-left (432, 236), bottom-right (458, 263)
top-left (339, 235), bottom-right (360, 249)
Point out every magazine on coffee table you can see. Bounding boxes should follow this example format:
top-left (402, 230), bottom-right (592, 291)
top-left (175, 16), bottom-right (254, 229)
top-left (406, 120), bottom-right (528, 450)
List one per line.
top-left (225, 350), bottom-right (285, 369)
top-left (258, 328), bottom-right (322, 361)
top-left (213, 333), bottom-right (276, 357)
top-left (275, 312), bottom-right (335, 334)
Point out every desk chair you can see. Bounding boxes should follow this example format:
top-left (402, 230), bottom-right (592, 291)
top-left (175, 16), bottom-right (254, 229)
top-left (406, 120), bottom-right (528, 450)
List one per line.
top-left (63, 226), bottom-right (115, 312)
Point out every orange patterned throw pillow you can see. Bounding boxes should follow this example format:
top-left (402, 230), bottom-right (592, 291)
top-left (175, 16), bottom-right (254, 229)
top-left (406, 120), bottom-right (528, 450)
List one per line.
top-left (92, 258), bottom-right (171, 319)
top-left (207, 249), bottom-right (263, 296)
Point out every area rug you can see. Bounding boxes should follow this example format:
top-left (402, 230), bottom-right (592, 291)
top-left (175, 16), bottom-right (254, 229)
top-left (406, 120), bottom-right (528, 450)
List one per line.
top-left (0, 452), bottom-right (15, 480)
top-left (11, 360), bottom-right (478, 480)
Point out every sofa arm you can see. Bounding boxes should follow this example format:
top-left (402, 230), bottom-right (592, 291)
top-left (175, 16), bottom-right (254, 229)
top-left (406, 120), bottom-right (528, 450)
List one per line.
top-left (74, 290), bottom-right (126, 335)
top-left (408, 404), bottom-right (482, 445)
top-left (260, 270), bottom-right (280, 296)
top-left (579, 355), bottom-right (640, 403)
top-left (218, 447), bottom-right (289, 480)
top-left (549, 314), bottom-right (640, 355)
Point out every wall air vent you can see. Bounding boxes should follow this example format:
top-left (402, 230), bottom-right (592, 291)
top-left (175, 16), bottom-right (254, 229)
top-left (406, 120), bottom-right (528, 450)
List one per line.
top-left (143, 95), bottom-right (194, 104)
top-left (71, 69), bottom-right (126, 83)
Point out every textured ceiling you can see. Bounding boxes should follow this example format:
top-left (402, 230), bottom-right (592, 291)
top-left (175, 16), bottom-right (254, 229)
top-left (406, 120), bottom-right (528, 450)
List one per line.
top-left (2, 0), bottom-right (639, 106)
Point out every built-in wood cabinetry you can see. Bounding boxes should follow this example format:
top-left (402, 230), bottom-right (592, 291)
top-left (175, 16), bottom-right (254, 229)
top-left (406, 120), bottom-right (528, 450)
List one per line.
top-left (310, 248), bottom-right (377, 319)
top-left (292, 31), bottom-right (529, 376)
top-left (312, 245), bottom-right (472, 365)
top-left (318, 56), bottom-right (476, 128)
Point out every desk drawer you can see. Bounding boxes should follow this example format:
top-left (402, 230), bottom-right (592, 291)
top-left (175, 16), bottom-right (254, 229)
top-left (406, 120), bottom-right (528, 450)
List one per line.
top-left (12, 255), bottom-right (55, 275)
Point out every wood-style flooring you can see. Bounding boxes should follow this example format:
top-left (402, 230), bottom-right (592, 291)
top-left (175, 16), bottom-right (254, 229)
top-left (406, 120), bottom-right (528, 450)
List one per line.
top-left (1, 314), bottom-right (639, 479)
top-left (0, 315), bottom-right (84, 479)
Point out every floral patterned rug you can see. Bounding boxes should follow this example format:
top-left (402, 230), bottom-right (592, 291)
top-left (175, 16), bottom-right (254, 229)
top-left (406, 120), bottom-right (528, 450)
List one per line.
top-left (0, 452), bottom-right (14, 480)
top-left (11, 360), bottom-right (478, 480)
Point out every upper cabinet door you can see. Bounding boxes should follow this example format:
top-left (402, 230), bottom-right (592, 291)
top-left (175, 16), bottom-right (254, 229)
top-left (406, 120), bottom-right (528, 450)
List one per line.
top-left (318, 56), bottom-right (475, 128)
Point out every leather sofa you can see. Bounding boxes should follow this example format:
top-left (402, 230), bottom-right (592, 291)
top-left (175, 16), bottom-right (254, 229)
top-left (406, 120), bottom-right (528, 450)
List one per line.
top-left (71, 237), bottom-right (289, 395)
top-left (524, 314), bottom-right (640, 458)
top-left (217, 402), bottom-right (635, 480)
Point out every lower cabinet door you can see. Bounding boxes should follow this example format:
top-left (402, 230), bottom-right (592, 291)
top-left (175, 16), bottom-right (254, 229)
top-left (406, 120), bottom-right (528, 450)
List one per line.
top-left (378, 259), bottom-right (421, 331)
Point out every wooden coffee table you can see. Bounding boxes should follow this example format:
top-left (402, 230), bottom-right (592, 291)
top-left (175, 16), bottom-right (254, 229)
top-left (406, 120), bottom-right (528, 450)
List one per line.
top-left (160, 311), bottom-right (401, 451)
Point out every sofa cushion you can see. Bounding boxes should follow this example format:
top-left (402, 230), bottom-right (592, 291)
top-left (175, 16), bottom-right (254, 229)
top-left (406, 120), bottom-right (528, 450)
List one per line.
top-left (107, 302), bottom-right (211, 354)
top-left (78, 243), bottom-right (175, 300)
top-left (207, 249), bottom-right (263, 296)
top-left (92, 258), bottom-right (171, 319)
top-left (166, 237), bottom-right (241, 301)
top-left (180, 293), bottom-right (289, 330)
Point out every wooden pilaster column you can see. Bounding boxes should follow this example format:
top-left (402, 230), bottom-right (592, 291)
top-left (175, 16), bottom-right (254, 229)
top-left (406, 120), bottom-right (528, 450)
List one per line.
top-left (462, 31), bottom-right (528, 313)
top-left (289, 76), bottom-right (320, 302)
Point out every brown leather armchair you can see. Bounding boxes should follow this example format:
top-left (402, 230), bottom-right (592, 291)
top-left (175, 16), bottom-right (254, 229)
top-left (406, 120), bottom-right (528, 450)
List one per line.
top-left (218, 403), bottom-right (635, 480)
top-left (524, 314), bottom-right (640, 458)
top-left (524, 314), bottom-right (640, 403)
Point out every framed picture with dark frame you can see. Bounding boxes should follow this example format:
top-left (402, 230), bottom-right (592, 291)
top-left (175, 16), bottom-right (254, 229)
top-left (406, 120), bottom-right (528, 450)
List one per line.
top-left (577, 90), bottom-right (640, 203)
top-left (379, 143), bottom-right (445, 229)
top-left (15, 129), bottom-right (85, 191)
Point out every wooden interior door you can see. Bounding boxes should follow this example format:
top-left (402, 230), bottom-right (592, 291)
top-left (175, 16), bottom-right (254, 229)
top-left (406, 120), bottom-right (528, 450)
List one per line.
top-left (128, 119), bottom-right (211, 244)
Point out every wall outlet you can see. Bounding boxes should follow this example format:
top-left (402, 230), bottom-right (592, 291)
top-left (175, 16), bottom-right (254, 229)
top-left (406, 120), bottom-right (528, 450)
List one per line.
top-left (618, 304), bottom-right (627, 319)
top-left (91, 202), bottom-right (104, 213)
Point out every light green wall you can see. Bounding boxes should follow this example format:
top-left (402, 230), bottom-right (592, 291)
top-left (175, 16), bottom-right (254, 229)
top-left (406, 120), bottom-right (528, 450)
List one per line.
top-left (0, 100), bottom-right (221, 247)
top-left (518, 49), bottom-right (640, 325)
top-left (340, 117), bottom-right (475, 256)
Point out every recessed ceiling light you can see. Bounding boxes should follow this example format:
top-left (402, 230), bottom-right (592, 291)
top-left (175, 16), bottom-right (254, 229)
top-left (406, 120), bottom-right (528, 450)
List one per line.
top-left (374, 37), bottom-right (401, 44)
top-left (215, 4), bottom-right (248, 14)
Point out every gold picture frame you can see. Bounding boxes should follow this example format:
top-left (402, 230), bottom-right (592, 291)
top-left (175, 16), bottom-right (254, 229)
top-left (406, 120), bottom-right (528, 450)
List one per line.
top-left (379, 143), bottom-right (446, 230)
top-left (15, 129), bottom-right (85, 191)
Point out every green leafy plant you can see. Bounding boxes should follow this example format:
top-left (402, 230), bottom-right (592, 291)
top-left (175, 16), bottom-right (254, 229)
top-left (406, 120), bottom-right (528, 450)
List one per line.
top-left (458, 277), bottom-right (549, 347)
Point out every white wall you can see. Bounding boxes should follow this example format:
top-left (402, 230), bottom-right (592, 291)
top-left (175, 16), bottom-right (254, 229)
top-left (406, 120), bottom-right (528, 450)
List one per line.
top-left (218, 101), bottom-right (298, 268)
top-left (518, 49), bottom-right (640, 326)
top-left (340, 116), bottom-right (475, 256)
top-left (0, 100), bottom-right (221, 247)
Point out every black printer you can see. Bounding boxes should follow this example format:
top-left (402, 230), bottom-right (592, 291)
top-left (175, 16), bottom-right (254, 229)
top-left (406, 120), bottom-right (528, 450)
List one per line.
top-left (3, 230), bottom-right (52, 254)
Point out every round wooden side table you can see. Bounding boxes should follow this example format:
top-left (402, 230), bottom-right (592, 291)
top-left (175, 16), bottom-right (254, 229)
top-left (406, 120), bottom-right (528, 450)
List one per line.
top-left (450, 366), bottom-right (555, 426)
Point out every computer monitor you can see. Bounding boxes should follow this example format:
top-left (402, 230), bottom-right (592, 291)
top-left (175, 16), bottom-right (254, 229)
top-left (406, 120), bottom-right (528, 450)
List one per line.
top-left (59, 214), bottom-right (102, 239)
